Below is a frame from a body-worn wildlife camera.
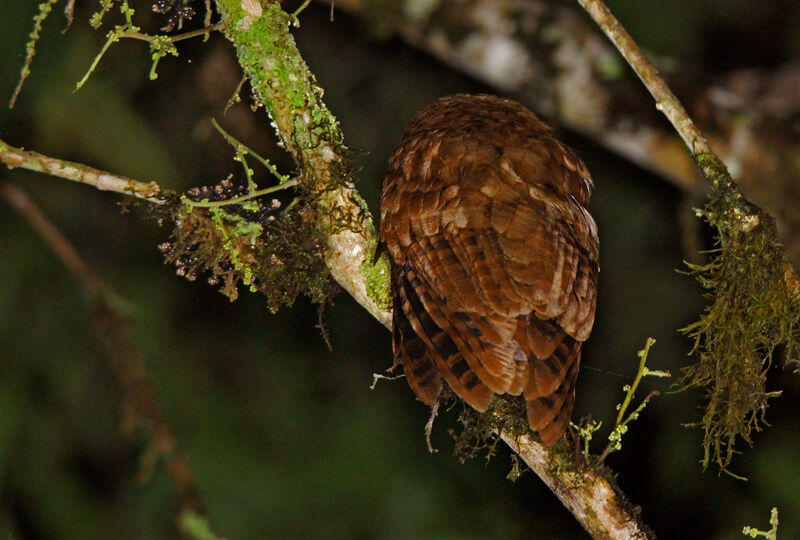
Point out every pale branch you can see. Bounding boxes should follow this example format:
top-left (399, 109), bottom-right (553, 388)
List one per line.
top-left (0, 138), bottom-right (165, 203)
top-left (501, 432), bottom-right (651, 539)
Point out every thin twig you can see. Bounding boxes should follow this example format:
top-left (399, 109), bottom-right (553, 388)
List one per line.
top-left (211, 118), bottom-right (290, 183)
top-left (224, 75), bottom-right (248, 114)
top-left (63, 0), bottom-right (76, 31)
top-left (183, 179), bottom-right (299, 208)
top-left (120, 23), bottom-right (224, 43)
top-left (576, 0), bottom-right (714, 174)
top-left (0, 182), bottom-right (106, 294)
top-left (9, 0), bottom-right (59, 109)
top-left (0, 182), bottom-right (208, 518)
top-left (291, 0), bottom-right (313, 18)
top-left (0, 138), bottom-right (165, 203)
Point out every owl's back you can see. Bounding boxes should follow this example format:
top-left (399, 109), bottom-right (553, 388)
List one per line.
top-left (380, 94), bottom-right (598, 445)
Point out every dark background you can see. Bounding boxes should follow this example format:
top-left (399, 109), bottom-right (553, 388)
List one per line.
top-left (1, 0), bottom-right (799, 538)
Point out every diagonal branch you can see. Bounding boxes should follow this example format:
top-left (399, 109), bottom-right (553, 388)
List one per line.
top-left (501, 432), bottom-right (650, 539)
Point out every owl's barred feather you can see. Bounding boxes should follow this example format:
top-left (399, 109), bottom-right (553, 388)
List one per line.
top-left (380, 94), bottom-right (598, 446)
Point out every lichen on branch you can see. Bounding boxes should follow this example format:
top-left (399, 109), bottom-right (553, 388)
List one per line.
top-left (214, 0), bottom-right (391, 326)
top-left (160, 184), bottom-right (338, 310)
top-left (680, 166), bottom-right (800, 471)
top-left (576, 0), bottom-right (800, 474)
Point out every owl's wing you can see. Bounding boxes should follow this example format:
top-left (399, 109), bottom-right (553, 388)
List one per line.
top-left (516, 319), bottom-right (583, 445)
top-left (497, 147), bottom-right (598, 443)
top-left (392, 259), bottom-right (495, 410)
top-left (393, 146), bottom-right (598, 442)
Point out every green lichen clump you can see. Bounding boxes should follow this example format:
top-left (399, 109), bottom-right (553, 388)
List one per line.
top-left (160, 180), bottom-right (338, 312)
top-left (360, 248), bottom-right (392, 312)
top-left (681, 155), bottom-right (800, 471)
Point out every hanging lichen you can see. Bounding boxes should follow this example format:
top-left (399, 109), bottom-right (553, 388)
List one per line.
top-left (159, 178), bottom-right (338, 312)
top-left (680, 154), bottom-right (800, 472)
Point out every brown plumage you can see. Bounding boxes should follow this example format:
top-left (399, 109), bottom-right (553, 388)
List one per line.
top-left (379, 94), bottom-right (599, 445)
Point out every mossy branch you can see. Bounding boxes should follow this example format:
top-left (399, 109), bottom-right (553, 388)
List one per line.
top-left (578, 0), bottom-right (800, 471)
top-left (500, 431), bottom-right (652, 539)
top-left (0, 138), bottom-right (165, 203)
top-left (212, 0), bottom-right (391, 328)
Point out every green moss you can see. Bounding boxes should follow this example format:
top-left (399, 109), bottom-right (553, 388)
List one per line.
top-left (217, 0), bottom-right (373, 274)
top-left (360, 251), bottom-right (392, 312)
top-left (221, 3), bottom-right (347, 190)
top-left (160, 189), bottom-right (337, 311)
top-left (9, 0), bottom-right (60, 108)
top-left (453, 394), bottom-right (529, 464)
top-left (680, 155), bottom-right (800, 471)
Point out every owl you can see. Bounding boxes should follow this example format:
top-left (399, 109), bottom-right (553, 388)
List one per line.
top-left (379, 94), bottom-right (598, 445)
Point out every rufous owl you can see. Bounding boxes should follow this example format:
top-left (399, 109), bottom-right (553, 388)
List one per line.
top-left (379, 94), bottom-right (598, 445)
